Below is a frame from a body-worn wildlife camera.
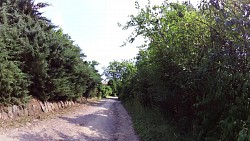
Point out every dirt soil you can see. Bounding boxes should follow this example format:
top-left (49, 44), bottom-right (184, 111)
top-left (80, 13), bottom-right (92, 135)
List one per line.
top-left (0, 98), bottom-right (139, 141)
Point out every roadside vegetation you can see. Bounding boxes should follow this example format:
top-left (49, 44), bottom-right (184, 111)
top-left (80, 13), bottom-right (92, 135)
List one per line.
top-left (104, 0), bottom-right (250, 140)
top-left (123, 99), bottom-right (180, 141)
top-left (0, 0), bottom-right (102, 106)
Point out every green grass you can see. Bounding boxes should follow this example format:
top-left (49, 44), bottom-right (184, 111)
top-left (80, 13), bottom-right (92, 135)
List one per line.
top-left (123, 99), bottom-right (179, 141)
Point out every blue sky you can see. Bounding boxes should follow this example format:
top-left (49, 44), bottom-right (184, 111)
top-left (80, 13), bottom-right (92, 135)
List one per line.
top-left (35, 0), bottom-right (199, 75)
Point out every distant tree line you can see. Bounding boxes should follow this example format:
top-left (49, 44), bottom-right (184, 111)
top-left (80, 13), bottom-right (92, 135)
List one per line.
top-left (104, 0), bottom-right (250, 140)
top-left (0, 0), bottom-right (102, 106)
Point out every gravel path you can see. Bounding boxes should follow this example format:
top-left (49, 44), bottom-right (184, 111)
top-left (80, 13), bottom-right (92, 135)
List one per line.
top-left (0, 98), bottom-right (139, 141)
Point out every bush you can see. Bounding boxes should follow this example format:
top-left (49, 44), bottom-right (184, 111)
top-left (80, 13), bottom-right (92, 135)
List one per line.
top-left (100, 85), bottom-right (112, 98)
top-left (0, 61), bottom-right (30, 106)
top-left (114, 0), bottom-right (250, 140)
top-left (123, 99), bottom-right (181, 141)
top-left (0, 0), bottom-right (102, 105)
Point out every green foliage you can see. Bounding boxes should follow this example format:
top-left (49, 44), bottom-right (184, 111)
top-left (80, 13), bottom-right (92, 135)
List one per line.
top-left (123, 99), bottom-right (180, 141)
top-left (0, 60), bottom-right (30, 106)
top-left (107, 79), bottom-right (117, 96)
top-left (0, 0), bottom-right (101, 105)
top-left (110, 0), bottom-right (250, 140)
top-left (103, 60), bottom-right (136, 98)
top-left (100, 85), bottom-right (113, 98)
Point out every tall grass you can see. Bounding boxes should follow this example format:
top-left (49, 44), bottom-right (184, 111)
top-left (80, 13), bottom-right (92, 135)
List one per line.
top-left (123, 99), bottom-right (180, 141)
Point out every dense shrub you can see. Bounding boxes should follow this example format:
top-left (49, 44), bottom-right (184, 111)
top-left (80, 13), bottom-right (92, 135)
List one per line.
top-left (0, 0), bottom-right (101, 105)
top-left (100, 85), bottom-right (113, 98)
top-left (107, 0), bottom-right (250, 140)
top-left (0, 60), bottom-right (30, 106)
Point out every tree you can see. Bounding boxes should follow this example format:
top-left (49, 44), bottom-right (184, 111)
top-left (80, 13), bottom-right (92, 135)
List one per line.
top-left (100, 85), bottom-right (112, 98)
top-left (104, 60), bottom-right (136, 97)
top-left (117, 0), bottom-right (250, 140)
top-left (0, 0), bottom-right (102, 104)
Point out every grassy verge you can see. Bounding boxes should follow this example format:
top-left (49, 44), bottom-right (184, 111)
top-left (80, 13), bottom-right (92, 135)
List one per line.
top-left (122, 99), bottom-right (179, 141)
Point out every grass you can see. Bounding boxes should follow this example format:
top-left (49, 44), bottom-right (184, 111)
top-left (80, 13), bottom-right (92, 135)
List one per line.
top-left (122, 99), bottom-right (179, 141)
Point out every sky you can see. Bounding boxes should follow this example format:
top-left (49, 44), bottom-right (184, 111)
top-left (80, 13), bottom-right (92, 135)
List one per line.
top-left (35, 0), bottom-right (200, 76)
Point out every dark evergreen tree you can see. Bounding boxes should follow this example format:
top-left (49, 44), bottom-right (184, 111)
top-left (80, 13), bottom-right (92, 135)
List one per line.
top-left (0, 0), bottom-right (101, 104)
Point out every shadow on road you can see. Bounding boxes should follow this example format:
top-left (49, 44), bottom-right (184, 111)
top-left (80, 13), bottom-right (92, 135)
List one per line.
top-left (15, 110), bottom-right (113, 141)
top-left (17, 129), bottom-right (105, 141)
top-left (58, 103), bottom-right (115, 140)
top-left (8, 98), bottom-right (117, 141)
top-left (60, 109), bottom-right (113, 130)
top-left (86, 100), bottom-right (104, 107)
top-left (86, 97), bottom-right (117, 108)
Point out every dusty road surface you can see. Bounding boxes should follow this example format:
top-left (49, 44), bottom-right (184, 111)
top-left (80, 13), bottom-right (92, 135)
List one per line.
top-left (0, 98), bottom-right (139, 141)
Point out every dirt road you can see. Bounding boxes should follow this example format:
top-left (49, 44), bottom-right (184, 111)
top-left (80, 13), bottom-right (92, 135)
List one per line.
top-left (0, 98), bottom-right (139, 141)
